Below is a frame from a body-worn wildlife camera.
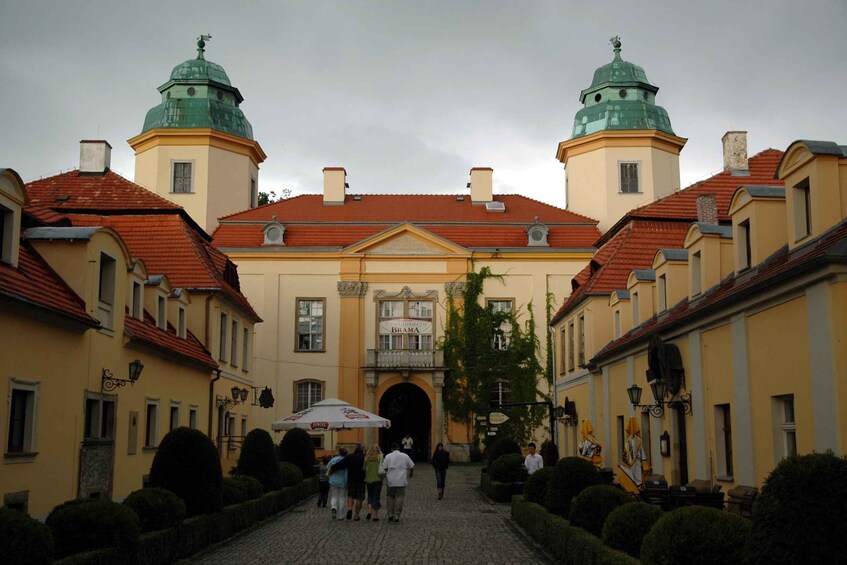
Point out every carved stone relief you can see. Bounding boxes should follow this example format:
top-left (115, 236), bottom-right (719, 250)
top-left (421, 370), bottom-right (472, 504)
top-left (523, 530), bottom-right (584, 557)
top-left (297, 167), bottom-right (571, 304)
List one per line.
top-left (337, 281), bottom-right (368, 297)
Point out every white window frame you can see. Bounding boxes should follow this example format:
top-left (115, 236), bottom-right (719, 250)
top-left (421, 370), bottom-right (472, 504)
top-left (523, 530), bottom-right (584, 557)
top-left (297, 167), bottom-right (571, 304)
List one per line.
top-left (488, 299), bottom-right (513, 350)
top-left (171, 161), bottom-right (194, 194)
top-left (97, 252), bottom-right (117, 329)
top-left (618, 161), bottom-right (641, 194)
top-left (84, 392), bottom-right (115, 441)
top-left (6, 379), bottom-right (39, 456)
top-left (296, 299), bottom-right (325, 352)
top-left (773, 395), bottom-right (797, 462)
top-left (295, 380), bottom-right (324, 412)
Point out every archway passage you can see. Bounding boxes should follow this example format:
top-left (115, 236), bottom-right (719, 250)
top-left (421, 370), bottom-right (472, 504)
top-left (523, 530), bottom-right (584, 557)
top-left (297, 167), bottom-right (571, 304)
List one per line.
top-left (379, 383), bottom-right (431, 461)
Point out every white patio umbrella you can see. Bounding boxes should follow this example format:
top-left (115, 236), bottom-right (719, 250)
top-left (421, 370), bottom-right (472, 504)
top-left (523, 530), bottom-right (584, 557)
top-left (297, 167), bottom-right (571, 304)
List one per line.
top-left (271, 398), bottom-right (391, 431)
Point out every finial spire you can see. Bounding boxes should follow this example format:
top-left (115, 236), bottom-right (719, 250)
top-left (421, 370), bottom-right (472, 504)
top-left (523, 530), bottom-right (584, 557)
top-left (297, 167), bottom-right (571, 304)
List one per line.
top-left (610, 35), bottom-right (622, 61)
top-left (197, 34), bottom-right (212, 60)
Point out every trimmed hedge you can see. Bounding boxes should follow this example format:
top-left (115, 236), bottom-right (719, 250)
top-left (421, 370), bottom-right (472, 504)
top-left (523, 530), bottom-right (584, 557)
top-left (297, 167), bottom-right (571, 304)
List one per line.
top-left (602, 501), bottom-right (663, 558)
top-left (237, 428), bottom-right (282, 492)
top-left (232, 475), bottom-right (264, 500)
top-left (222, 477), bottom-right (249, 507)
top-left (46, 499), bottom-right (140, 558)
top-left (524, 466), bottom-right (553, 505)
top-left (149, 427), bottom-right (223, 516)
top-left (278, 427), bottom-right (317, 478)
top-left (486, 437), bottom-right (521, 470)
top-left (748, 451), bottom-right (847, 565)
top-left (0, 506), bottom-right (53, 565)
top-left (546, 456), bottom-right (603, 517)
top-left (511, 496), bottom-right (638, 565)
top-left (641, 506), bottom-right (749, 564)
top-left (122, 487), bottom-right (186, 533)
top-left (489, 453), bottom-right (525, 483)
top-left (568, 485), bottom-right (631, 537)
top-left (279, 461), bottom-right (304, 486)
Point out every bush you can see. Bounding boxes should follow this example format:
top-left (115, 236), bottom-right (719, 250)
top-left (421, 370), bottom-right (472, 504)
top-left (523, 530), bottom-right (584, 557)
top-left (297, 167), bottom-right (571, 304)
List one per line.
top-left (540, 440), bottom-right (559, 468)
top-left (602, 501), bottom-right (663, 558)
top-left (232, 475), bottom-right (264, 500)
top-left (641, 506), bottom-right (749, 564)
top-left (490, 453), bottom-right (526, 483)
top-left (279, 461), bottom-right (304, 486)
top-left (0, 506), bottom-right (53, 565)
top-left (748, 451), bottom-right (847, 565)
top-left (545, 456), bottom-right (603, 517)
top-left (222, 477), bottom-right (248, 506)
top-left (237, 428), bottom-right (281, 492)
top-left (569, 484), bottom-right (631, 537)
top-left (278, 427), bottom-right (316, 478)
top-left (486, 437), bottom-right (521, 470)
top-left (524, 466), bottom-right (553, 504)
top-left (46, 499), bottom-right (140, 558)
top-left (122, 487), bottom-right (186, 533)
top-left (150, 427), bottom-right (223, 516)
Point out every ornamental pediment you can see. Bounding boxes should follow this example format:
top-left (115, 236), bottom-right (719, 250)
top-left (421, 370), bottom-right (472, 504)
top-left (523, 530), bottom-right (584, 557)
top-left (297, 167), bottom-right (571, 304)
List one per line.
top-left (344, 223), bottom-right (467, 256)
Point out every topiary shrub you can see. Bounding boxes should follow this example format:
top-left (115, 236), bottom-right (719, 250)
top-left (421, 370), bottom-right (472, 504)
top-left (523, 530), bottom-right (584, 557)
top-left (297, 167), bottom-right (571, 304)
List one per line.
top-left (279, 461), bottom-right (304, 486)
top-left (149, 426), bottom-right (223, 516)
top-left (232, 475), bottom-right (264, 500)
top-left (569, 484), bottom-right (631, 537)
top-left (486, 437), bottom-right (522, 470)
top-left (122, 487), bottom-right (186, 533)
top-left (278, 427), bottom-right (316, 478)
top-left (237, 428), bottom-right (281, 492)
top-left (46, 499), bottom-right (140, 558)
top-left (0, 506), bottom-right (53, 565)
top-left (545, 456), bottom-right (603, 517)
top-left (602, 501), bottom-right (663, 558)
top-left (641, 506), bottom-right (749, 564)
top-left (222, 477), bottom-right (248, 506)
top-left (540, 440), bottom-right (559, 468)
top-left (524, 466), bottom-right (553, 505)
top-left (748, 451), bottom-right (847, 565)
top-left (489, 453), bottom-right (526, 483)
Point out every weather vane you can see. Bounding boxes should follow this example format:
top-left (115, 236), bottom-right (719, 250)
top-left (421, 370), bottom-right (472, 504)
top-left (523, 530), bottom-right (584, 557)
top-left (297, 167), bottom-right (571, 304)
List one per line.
top-left (610, 36), bottom-right (622, 60)
top-left (197, 34), bottom-right (212, 59)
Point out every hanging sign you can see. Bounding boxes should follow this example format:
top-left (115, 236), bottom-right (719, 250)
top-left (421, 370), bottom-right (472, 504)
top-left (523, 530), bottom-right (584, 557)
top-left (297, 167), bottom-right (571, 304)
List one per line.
top-left (379, 318), bottom-right (432, 335)
top-left (489, 412), bottom-right (510, 425)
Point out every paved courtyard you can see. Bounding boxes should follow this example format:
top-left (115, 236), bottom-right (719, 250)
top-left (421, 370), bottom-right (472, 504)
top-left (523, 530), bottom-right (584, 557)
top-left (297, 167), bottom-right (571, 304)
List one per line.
top-left (188, 464), bottom-right (553, 564)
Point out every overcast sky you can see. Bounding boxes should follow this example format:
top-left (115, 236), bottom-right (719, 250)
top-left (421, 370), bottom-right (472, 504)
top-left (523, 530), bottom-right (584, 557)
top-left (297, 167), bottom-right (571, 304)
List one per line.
top-left (2, 1), bottom-right (846, 210)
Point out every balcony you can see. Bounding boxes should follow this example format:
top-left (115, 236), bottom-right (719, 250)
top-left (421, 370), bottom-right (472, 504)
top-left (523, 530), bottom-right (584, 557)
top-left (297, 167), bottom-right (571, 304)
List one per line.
top-left (365, 349), bottom-right (444, 370)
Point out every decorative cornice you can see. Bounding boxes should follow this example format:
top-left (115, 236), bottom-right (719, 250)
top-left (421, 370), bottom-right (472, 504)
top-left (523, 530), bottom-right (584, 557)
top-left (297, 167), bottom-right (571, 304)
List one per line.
top-left (372, 286), bottom-right (438, 302)
top-left (337, 281), bottom-right (368, 297)
top-left (444, 282), bottom-right (467, 298)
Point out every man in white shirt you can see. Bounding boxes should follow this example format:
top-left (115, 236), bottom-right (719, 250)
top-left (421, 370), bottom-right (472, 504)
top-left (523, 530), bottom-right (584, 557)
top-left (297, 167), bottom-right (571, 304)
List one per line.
top-left (524, 442), bottom-right (543, 476)
top-left (380, 442), bottom-right (415, 522)
top-left (401, 433), bottom-right (414, 458)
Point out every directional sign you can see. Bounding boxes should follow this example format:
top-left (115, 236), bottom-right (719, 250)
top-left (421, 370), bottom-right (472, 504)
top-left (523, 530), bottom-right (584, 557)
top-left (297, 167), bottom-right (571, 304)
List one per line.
top-left (476, 415), bottom-right (488, 422)
top-left (489, 427), bottom-right (498, 432)
top-left (487, 431), bottom-right (497, 436)
top-left (489, 412), bottom-right (509, 425)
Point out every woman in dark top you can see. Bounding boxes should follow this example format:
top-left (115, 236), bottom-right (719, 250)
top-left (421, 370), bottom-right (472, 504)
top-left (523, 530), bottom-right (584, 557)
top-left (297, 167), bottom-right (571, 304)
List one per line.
top-left (431, 443), bottom-right (450, 500)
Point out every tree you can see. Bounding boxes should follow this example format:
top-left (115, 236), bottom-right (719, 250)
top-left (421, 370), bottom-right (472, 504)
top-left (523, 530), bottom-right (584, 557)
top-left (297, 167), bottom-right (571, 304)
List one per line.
top-left (440, 266), bottom-right (546, 446)
top-left (258, 188), bottom-right (292, 206)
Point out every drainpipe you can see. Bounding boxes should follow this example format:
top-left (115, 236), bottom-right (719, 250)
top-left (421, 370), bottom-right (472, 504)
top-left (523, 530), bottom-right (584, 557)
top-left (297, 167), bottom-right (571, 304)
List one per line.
top-left (549, 326), bottom-right (559, 447)
top-left (209, 368), bottom-right (221, 437)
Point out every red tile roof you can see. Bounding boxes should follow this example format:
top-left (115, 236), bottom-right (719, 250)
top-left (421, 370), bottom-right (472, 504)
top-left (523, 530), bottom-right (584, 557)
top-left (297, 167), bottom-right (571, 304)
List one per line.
top-left (0, 241), bottom-right (98, 327)
top-left (213, 194), bottom-right (601, 250)
top-left (26, 170), bottom-right (183, 211)
top-left (124, 311), bottom-right (216, 370)
top-left (592, 218), bottom-right (847, 363)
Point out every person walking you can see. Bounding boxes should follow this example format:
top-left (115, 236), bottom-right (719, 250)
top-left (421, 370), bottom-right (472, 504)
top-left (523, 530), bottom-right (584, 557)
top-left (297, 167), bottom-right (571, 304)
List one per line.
top-left (524, 442), bottom-right (543, 476)
top-left (431, 442), bottom-right (449, 500)
top-left (363, 444), bottom-right (384, 521)
top-left (381, 442), bottom-right (415, 523)
top-left (401, 433), bottom-right (414, 459)
top-left (344, 443), bottom-right (366, 520)
top-left (317, 455), bottom-right (330, 507)
top-left (327, 446), bottom-right (348, 521)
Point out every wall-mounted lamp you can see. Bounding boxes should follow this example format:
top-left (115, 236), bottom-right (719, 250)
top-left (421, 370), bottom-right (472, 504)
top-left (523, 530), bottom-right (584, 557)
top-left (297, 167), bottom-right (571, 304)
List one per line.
top-left (102, 359), bottom-right (144, 392)
top-left (627, 379), bottom-right (692, 418)
top-left (216, 386), bottom-right (249, 410)
top-left (660, 431), bottom-right (671, 456)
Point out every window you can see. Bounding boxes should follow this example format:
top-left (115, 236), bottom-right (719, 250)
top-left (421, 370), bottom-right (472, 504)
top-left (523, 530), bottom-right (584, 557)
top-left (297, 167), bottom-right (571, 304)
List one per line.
top-left (567, 320), bottom-right (575, 371)
top-left (619, 162), bottom-right (640, 193)
top-left (559, 328), bottom-right (567, 373)
top-left (658, 274), bottom-right (667, 312)
top-left (132, 281), bottom-right (142, 319)
top-left (715, 404), bottom-right (734, 479)
top-left (219, 312), bottom-right (228, 361)
top-left (250, 177), bottom-right (257, 208)
top-left (84, 394), bottom-right (115, 441)
top-left (169, 404), bottom-right (180, 431)
top-left (227, 413), bottom-right (237, 451)
top-left (310, 435), bottom-right (325, 449)
top-left (295, 381), bottom-right (323, 411)
top-left (97, 253), bottom-right (116, 328)
top-left (793, 178), bottom-right (812, 240)
top-left (178, 307), bottom-right (186, 338)
top-left (296, 299), bottom-right (325, 351)
top-left (616, 415), bottom-right (625, 465)
top-left (378, 298), bottom-right (434, 351)
top-left (488, 299), bottom-right (513, 350)
top-left (240, 416), bottom-right (248, 443)
top-left (230, 319), bottom-right (239, 367)
top-left (0, 204), bottom-right (12, 264)
top-left (577, 314), bottom-right (585, 365)
top-left (632, 292), bottom-right (640, 324)
top-left (691, 251), bottom-right (702, 296)
top-left (490, 381), bottom-right (511, 405)
top-left (157, 295), bottom-right (166, 330)
top-left (640, 412), bottom-right (652, 464)
top-left (614, 309), bottom-right (621, 339)
top-left (738, 220), bottom-right (751, 270)
top-left (242, 328), bottom-right (250, 371)
top-left (189, 407), bottom-right (198, 430)
top-left (7, 381), bottom-right (38, 454)
top-left (145, 400), bottom-right (159, 448)
top-left (774, 395), bottom-right (797, 461)
top-left (172, 162), bottom-right (193, 194)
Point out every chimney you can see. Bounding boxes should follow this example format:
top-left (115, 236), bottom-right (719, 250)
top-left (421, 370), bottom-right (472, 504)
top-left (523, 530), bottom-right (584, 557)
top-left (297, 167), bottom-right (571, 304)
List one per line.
top-left (79, 140), bottom-right (112, 175)
top-left (696, 193), bottom-right (718, 224)
top-left (721, 131), bottom-right (748, 173)
top-left (469, 167), bottom-right (493, 204)
top-left (323, 167), bottom-right (346, 205)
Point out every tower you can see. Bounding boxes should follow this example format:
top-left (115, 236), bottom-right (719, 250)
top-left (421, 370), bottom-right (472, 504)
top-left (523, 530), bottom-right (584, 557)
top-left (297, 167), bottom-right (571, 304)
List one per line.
top-left (557, 37), bottom-right (686, 232)
top-left (128, 37), bottom-right (266, 232)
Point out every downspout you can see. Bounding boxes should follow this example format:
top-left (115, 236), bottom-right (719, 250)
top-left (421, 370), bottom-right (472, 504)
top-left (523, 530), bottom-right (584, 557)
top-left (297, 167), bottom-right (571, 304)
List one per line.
top-left (549, 325), bottom-right (558, 447)
top-left (209, 368), bottom-right (221, 437)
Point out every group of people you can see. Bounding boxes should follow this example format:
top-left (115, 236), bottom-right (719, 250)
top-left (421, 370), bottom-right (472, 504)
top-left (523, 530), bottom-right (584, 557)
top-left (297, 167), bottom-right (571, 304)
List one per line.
top-left (317, 440), bottom-right (452, 522)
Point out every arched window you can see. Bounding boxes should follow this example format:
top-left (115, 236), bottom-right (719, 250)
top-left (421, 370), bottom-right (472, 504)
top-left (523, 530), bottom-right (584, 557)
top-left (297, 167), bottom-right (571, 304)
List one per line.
top-left (295, 380), bottom-right (324, 412)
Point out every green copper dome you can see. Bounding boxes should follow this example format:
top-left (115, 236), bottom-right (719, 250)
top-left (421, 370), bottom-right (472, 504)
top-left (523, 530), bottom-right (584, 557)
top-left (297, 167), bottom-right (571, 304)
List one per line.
top-left (141, 38), bottom-right (254, 140)
top-left (571, 37), bottom-right (674, 139)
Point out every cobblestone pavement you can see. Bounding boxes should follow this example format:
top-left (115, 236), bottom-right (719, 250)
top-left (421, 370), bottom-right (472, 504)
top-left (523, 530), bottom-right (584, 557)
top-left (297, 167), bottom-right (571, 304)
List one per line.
top-left (187, 465), bottom-right (553, 564)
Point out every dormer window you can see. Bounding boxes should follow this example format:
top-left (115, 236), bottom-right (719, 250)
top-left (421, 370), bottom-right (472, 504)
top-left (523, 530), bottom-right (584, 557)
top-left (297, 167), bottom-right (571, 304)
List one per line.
top-left (97, 253), bottom-right (116, 329)
top-left (738, 220), bottom-right (751, 271)
top-left (0, 204), bottom-right (12, 264)
top-left (178, 306), bottom-right (186, 338)
top-left (793, 178), bottom-right (812, 240)
top-left (691, 251), bottom-right (702, 296)
top-left (263, 221), bottom-right (285, 246)
top-left (632, 291), bottom-right (640, 324)
top-left (157, 294), bottom-right (167, 330)
top-left (132, 281), bottom-right (143, 320)
top-left (526, 219), bottom-right (549, 247)
top-left (657, 274), bottom-right (667, 312)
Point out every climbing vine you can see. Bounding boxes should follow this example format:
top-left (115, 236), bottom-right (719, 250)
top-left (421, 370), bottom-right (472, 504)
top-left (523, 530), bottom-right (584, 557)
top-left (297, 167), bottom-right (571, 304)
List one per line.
top-left (440, 266), bottom-right (546, 446)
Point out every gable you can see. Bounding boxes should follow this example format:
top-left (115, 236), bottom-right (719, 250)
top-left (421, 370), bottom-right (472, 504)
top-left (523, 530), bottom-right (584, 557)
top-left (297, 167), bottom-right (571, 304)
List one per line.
top-left (345, 224), bottom-right (468, 255)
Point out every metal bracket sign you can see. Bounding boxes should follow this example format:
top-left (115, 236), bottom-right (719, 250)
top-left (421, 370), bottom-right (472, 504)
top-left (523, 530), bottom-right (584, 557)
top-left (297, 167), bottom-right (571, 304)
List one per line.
top-left (488, 412), bottom-right (509, 425)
